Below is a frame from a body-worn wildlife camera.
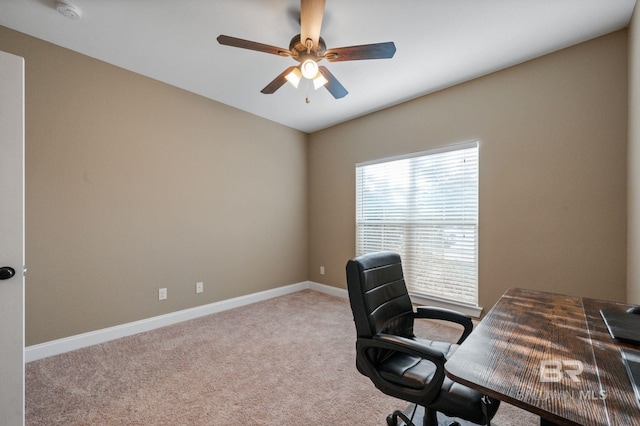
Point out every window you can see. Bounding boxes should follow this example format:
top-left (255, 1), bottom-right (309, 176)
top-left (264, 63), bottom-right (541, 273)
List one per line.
top-left (355, 142), bottom-right (479, 306)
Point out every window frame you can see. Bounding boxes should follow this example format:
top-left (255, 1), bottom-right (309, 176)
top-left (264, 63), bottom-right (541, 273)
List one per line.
top-left (355, 141), bottom-right (482, 316)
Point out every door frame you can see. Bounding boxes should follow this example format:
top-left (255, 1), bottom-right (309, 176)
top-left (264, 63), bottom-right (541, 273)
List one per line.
top-left (0, 49), bottom-right (26, 426)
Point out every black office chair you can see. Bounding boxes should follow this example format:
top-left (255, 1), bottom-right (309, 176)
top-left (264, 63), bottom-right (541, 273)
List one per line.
top-left (346, 251), bottom-right (500, 426)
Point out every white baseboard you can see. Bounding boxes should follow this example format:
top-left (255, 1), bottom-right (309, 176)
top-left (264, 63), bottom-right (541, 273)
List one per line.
top-left (25, 281), bottom-right (348, 362)
top-left (308, 281), bottom-right (348, 299)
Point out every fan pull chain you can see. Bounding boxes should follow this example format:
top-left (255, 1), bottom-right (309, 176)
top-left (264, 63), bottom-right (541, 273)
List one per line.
top-left (305, 78), bottom-right (311, 103)
top-left (305, 37), bottom-right (313, 102)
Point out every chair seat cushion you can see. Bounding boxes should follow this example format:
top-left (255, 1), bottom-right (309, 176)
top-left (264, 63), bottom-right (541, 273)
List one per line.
top-left (378, 352), bottom-right (438, 389)
top-left (377, 338), bottom-right (457, 390)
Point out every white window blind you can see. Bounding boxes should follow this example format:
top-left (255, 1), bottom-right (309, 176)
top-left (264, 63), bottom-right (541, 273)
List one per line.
top-left (356, 142), bottom-right (479, 306)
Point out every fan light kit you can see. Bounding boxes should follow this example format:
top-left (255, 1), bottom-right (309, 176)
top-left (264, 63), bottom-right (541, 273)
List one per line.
top-left (301, 59), bottom-right (319, 79)
top-left (56, 1), bottom-right (82, 20)
top-left (217, 0), bottom-right (396, 100)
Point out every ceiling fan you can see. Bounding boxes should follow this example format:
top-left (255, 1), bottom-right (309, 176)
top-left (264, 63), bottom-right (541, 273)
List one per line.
top-left (217, 0), bottom-right (396, 100)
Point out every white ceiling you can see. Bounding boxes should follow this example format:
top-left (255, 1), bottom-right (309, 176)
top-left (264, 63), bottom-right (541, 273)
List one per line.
top-left (0, 0), bottom-right (636, 133)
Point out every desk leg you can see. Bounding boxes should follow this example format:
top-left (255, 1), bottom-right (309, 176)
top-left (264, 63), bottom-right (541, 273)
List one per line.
top-left (540, 418), bottom-right (560, 426)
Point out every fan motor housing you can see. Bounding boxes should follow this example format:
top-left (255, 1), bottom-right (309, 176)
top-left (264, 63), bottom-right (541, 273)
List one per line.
top-left (289, 34), bottom-right (326, 61)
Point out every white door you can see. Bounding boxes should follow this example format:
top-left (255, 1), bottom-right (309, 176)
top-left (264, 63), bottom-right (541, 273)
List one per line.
top-left (0, 50), bottom-right (25, 426)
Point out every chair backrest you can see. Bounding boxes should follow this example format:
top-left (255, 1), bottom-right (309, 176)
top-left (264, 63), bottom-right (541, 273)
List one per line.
top-left (346, 251), bottom-right (415, 339)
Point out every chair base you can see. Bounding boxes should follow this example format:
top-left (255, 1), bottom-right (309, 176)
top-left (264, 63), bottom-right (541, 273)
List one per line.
top-left (391, 403), bottom-right (479, 426)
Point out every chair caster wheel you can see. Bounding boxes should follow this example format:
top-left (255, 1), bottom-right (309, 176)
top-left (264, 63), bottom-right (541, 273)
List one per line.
top-left (387, 409), bottom-right (414, 426)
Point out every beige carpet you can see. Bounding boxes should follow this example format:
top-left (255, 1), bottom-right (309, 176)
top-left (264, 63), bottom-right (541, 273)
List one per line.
top-left (26, 289), bottom-right (538, 425)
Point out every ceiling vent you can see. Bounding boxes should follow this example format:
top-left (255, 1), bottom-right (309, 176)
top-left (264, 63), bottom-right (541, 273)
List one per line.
top-left (56, 2), bottom-right (82, 20)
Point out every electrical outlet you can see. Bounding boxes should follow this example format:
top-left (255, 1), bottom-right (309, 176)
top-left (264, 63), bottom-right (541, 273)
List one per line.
top-left (196, 281), bottom-right (204, 294)
top-left (158, 288), bottom-right (167, 300)
top-left (320, 266), bottom-right (325, 275)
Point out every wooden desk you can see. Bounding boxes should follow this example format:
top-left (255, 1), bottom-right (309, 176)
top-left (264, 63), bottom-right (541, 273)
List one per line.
top-left (444, 288), bottom-right (640, 426)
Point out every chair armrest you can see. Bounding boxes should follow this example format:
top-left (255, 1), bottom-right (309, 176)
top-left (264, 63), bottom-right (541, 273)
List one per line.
top-left (373, 333), bottom-right (447, 365)
top-left (414, 306), bottom-right (473, 344)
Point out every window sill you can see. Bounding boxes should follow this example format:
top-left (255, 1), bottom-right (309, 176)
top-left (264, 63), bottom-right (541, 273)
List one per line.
top-left (409, 293), bottom-right (483, 318)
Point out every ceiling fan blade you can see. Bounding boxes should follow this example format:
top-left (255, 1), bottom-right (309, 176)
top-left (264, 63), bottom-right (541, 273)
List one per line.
top-left (300, 0), bottom-right (325, 50)
top-left (318, 66), bottom-right (348, 99)
top-left (261, 66), bottom-right (297, 94)
top-left (325, 42), bottom-right (396, 62)
top-left (217, 35), bottom-right (290, 56)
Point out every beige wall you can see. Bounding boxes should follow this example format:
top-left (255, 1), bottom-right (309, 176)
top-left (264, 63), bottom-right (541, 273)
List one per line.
top-left (0, 24), bottom-right (631, 344)
top-left (309, 30), bottom-right (628, 311)
top-left (629, 8), bottom-right (640, 305)
top-left (0, 27), bottom-right (309, 346)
